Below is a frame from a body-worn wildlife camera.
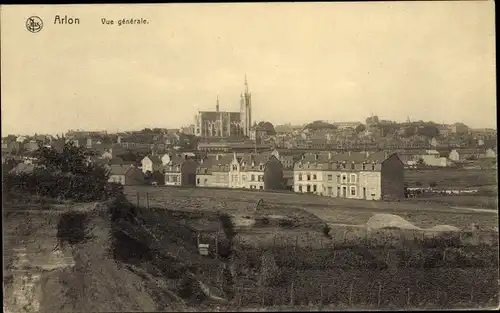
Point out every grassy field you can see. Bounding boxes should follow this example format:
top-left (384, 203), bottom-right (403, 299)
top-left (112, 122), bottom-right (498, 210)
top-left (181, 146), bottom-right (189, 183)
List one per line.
top-left (127, 204), bottom-right (499, 311)
top-left (404, 168), bottom-right (497, 188)
top-left (124, 186), bottom-right (499, 230)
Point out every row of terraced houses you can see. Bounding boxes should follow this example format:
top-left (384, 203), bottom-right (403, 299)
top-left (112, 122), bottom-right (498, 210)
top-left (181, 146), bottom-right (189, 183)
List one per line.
top-left (132, 149), bottom-right (405, 201)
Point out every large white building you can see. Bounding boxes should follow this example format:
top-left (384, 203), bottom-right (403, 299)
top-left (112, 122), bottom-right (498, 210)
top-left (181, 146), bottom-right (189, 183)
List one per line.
top-left (293, 151), bottom-right (405, 201)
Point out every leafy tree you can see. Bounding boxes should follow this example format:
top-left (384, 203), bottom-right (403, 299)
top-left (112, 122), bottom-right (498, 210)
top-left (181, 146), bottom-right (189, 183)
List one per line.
top-left (429, 181), bottom-right (437, 188)
top-left (403, 126), bottom-right (416, 138)
top-left (3, 142), bottom-right (117, 203)
top-left (417, 125), bottom-right (440, 138)
top-left (355, 124), bottom-right (366, 134)
top-left (304, 120), bottom-right (337, 131)
top-left (257, 121), bottom-right (277, 135)
top-left (2, 157), bottom-right (21, 173)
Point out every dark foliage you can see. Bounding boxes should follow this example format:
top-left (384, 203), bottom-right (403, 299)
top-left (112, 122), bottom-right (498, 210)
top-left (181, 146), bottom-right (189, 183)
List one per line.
top-left (57, 212), bottom-right (89, 246)
top-left (3, 142), bottom-right (122, 203)
top-left (219, 213), bottom-right (237, 242)
top-left (257, 121), bottom-right (277, 135)
top-left (304, 120), bottom-right (338, 131)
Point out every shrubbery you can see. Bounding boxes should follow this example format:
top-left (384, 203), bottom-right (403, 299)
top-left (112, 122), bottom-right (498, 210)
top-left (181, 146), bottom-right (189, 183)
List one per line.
top-left (2, 142), bottom-right (123, 203)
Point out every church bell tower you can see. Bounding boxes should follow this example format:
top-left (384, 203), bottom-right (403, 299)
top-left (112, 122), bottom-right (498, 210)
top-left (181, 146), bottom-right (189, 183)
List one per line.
top-left (240, 74), bottom-right (252, 137)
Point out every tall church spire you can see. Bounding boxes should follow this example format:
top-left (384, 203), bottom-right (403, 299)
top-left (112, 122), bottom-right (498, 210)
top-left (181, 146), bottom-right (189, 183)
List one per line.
top-left (244, 73), bottom-right (249, 94)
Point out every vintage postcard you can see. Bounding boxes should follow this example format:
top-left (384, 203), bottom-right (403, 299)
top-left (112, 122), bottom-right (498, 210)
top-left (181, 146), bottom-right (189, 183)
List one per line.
top-left (1, 2), bottom-right (498, 312)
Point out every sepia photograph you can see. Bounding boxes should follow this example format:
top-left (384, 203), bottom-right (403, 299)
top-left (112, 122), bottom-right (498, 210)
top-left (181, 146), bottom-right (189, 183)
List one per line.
top-left (1, 2), bottom-right (498, 312)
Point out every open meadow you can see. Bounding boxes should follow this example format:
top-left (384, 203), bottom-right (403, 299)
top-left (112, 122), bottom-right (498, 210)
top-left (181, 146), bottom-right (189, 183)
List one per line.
top-left (124, 186), bottom-right (499, 230)
top-left (404, 168), bottom-right (497, 189)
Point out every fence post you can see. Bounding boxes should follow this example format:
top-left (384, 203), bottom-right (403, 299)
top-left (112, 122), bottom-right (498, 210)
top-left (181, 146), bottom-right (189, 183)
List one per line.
top-left (349, 281), bottom-right (354, 307)
top-left (377, 282), bottom-right (382, 307)
top-left (261, 287), bottom-right (264, 307)
top-left (320, 284), bottom-right (323, 305)
top-left (407, 287), bottom-right (410, 307)
top-left (215, 229), bottom-right (219, 259)
top-left (290, 282), bottom-right (294, 306)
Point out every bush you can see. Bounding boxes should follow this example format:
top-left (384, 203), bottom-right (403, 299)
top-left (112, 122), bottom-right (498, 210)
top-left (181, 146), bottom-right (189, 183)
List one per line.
top-left (322, 224), bottom-right (332, 239)
top-left (2, 142), bottom-right (123, 203)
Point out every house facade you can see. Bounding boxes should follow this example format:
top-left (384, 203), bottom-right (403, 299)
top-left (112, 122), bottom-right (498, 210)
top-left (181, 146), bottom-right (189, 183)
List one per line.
top-left (141, 155), bottom-right (163, 173)
top-left (195, 154), bottom-right (232, 188)
top-left (449, 148), bottom-right (482, 162)
top-left (108, 165), bottom-right (144, 185)
top-left (293, 151), bottom-right (405, 200)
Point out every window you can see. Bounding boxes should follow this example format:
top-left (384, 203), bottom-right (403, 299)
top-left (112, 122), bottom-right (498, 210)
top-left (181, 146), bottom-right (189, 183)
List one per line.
top-left (350, 174), bottom-right (357, 184)
top-left (342, 174), bottom-right (347, 182)
top-left (342, 163), bottom-right (346, 169)
top-left (259, 165), bottom-right (264, 171)
top-left (242, 175), bottom-right (246, 181)
top-left (298, 173), bottom-right (302, 181)
top-left (307, 174), bottom-right (311, 181)
top-left (336, 175), bottom-right (341, 183)
top-left (313, 185), bottom-right (317, 192)
top-left (299, 185), bottom-right (303, 192)
top-left (204, 179), bottom-right (208, 184)
top-left (327, 174), bottom-right (333, 182)
top-left (336, 163), bottom-right (340, 169)
top-left (350, 186), bottom-right (357, 196)
top-left (259, 175), bottom-right (264, 181)
top-left (197, 178), bottom-right (200, 184)
top-left (307, 185), bottom-right (311, 192)
top-left (350, 163), bottom-right (355, 170)
top-left (172, 176), bottom-right (178, 182)
top-left (328, 187), bottom-right (333, 195)
top-left (371, 164), bottom-right (375, 170)
top-left (251, 174), bottom-right (255, 181)
top-left (313, 174), bottom-right (317, 180)
top-left (232, 165), bottom-right (237, 170)
top-left (259, 186), bottom-right (263, 190)
top-left (362, 163), bottom-right (366, 170)
top-left (166, 175), bottom-right (170, 182)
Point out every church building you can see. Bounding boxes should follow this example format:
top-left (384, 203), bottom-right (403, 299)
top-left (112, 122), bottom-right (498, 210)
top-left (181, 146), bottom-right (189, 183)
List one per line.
top-left (194, 76), bottom-right (252, 138)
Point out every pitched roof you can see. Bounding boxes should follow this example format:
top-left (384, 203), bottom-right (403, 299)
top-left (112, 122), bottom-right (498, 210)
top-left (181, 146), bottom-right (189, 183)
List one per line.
top-left (144, 155), bottom-right (162, 164)
top-left (109, 164), bottom-right (137, 176)
top-left (197, 154), bottom-right (233, 172)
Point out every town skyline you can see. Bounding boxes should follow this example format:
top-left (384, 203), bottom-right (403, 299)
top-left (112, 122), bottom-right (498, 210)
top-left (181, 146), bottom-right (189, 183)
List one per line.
top-left (1, 2), bottom-right (496, 136)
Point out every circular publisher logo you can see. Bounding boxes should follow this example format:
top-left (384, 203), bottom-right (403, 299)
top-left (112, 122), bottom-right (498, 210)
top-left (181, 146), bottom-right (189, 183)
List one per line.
top-left (26, 16), bottom-right (43, 33)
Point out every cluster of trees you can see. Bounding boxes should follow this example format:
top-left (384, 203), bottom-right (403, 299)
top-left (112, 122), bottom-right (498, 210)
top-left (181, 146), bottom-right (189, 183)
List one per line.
top-left (304, 120), bottom-right (338, 131)
top-left (401, 124), bottom-right (440, 138)
top-left (256, 121), bottom-right (277, 136)
top-left (3, 142), bottom-right (122, 203)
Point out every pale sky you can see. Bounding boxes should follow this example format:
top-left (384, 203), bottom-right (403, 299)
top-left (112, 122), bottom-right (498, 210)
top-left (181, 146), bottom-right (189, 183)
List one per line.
top-left (1, 2), bottom-right (496, 136)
